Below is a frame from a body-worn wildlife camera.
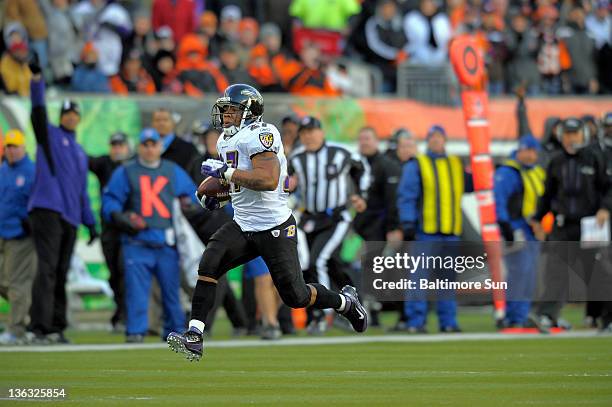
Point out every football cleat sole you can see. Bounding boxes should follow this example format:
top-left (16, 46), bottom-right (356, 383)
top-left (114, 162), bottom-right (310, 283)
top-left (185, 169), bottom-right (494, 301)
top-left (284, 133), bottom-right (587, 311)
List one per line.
top-left (167, 333), bottom-right (202, 362)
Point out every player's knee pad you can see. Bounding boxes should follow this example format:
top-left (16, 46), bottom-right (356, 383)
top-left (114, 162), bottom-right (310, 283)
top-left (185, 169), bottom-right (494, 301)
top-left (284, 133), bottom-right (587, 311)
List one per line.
top-left (278, 284), bottom-right (310, 309)
top-left (197, 246), bottom-right (222, 279)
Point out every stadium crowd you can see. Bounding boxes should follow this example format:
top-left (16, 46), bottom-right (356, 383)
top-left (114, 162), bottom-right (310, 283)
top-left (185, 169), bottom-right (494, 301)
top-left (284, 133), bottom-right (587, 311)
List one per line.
top-left (0, 0), bottom-right (610, 96)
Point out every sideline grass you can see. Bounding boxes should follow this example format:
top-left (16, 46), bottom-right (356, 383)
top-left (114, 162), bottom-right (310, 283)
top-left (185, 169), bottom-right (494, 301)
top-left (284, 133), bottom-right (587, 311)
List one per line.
top-left (2, 336), bottom-right (611, 406)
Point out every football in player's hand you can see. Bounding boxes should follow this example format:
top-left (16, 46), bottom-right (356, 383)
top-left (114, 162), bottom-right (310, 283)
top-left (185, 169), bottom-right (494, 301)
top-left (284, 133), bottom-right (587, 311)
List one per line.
top-left (197, 176), bottom-right (231, 201)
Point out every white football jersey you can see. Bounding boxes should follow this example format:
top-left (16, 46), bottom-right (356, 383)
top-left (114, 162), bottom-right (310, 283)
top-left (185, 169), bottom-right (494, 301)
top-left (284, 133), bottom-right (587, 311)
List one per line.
top-left (217, 121), bottom-right (292, 232)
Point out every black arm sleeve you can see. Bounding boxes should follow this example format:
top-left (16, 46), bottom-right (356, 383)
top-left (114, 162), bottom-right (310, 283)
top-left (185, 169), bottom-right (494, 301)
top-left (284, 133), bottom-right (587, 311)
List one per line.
top-left (349, 158), bottom-right (365, 195)
top-left (595, 151), bottom-right (612, 212)
top-left (517, 97), bottom-right (533, 138)
top-left (31, 105), bottom-right (55, 175)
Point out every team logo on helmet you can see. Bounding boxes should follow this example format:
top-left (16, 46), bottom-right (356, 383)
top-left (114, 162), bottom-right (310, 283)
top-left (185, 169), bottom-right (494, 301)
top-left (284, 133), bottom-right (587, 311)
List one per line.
top-left (259, 132), bottom-right (274, 149)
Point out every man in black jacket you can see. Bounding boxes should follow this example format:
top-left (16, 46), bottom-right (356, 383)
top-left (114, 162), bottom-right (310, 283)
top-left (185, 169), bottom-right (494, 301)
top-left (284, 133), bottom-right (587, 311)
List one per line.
top-left (152, 108), bottom-right (200, 181)
top-left (88, 132), bottom-right (132, 331)
top-left (353, 127), bottom-right (402, 328)
top-left (354, 126), bottom-right (402, 243)
top-left (530, 117), bottom-right (612, 332)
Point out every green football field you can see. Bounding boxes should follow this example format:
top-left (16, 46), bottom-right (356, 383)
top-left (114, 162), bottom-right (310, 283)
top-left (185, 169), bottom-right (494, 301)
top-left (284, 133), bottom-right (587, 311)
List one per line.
top-left (2, 335), bottom-right (612, 406)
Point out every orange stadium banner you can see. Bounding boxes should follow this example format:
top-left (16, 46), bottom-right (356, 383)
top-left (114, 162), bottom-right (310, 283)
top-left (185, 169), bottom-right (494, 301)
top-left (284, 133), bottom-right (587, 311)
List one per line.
top-left (358, 97), bottom-right (610, 140)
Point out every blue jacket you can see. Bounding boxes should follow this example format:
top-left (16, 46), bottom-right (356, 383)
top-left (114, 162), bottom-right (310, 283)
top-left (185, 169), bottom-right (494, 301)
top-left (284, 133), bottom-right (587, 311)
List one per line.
top-left (101, 159), bottom-right (197, 246)
top-left (70, 66), bottom-right (110, 93)
top-left (397, 150), bottom-right (474, 237)
top-left (493, 153), bottom-right (536, 240)
top-left (0, 156), bottom-right (35, 239)
top-left (27, 79), bottom-right (96, 228)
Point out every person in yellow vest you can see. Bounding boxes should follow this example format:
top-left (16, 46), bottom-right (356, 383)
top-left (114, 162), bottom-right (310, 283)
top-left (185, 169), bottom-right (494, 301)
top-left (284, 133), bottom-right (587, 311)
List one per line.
top-left (397, 125), bottom-right (473, 333)
top-left (494, 135), bottom-right (545, 328)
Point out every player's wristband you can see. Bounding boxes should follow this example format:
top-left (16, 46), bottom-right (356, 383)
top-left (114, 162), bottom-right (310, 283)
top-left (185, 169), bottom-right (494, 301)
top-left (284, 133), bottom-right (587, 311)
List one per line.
top-left (224, 168), bottom-right (235, 182)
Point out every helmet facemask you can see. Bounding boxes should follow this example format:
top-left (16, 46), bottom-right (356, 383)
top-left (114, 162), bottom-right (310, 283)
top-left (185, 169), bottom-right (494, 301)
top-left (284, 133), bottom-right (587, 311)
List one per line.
top-left (212, 97), bottom-right (259, 137)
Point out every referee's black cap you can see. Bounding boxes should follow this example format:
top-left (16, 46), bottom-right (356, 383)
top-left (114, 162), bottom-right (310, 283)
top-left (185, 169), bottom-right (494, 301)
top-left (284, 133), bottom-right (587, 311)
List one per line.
top-left (298, 116), bottom-right (322, 132)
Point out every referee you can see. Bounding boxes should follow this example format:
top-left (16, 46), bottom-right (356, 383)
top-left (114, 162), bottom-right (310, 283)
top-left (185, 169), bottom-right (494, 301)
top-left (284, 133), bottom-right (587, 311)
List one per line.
top-left (288, 116), bottom-right (370, 333)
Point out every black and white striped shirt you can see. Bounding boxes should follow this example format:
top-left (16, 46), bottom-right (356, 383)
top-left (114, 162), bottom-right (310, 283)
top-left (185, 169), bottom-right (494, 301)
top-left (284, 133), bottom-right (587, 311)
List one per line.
top-left (289, 142), bottom-right (371, 214)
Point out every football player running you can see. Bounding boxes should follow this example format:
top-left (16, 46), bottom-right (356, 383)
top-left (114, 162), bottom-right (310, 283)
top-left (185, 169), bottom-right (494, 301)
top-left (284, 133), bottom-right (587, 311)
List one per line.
top-left (167, 84), bottom-right (367, 361)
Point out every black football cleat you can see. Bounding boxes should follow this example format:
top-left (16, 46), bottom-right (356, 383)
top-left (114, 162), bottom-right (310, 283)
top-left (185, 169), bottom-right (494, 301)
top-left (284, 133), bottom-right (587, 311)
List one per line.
top-left (339, 285), bottom-right (368, 333)
top-left (167, 327), bottom-right (203, 362)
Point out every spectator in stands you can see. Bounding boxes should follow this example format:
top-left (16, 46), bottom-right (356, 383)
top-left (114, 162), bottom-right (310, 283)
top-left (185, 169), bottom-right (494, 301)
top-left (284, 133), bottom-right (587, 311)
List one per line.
top-left (0, 23), bottom-right (31, 96)
top-left (559, 6), bottom-right (598, 94)
top-left (71, 42), bottom-right (110, 93)
top-left (5, 0), bottom-right (49, 73)
top-left (219, 5), bottom-right (242, 45)
top-left (28, 61), bottom-right (98, 344)
top-left (535, 6), bottom-right (569, 95)
top-left (327, 62), bottom-right (355, 95)
top-left (238, 17), bottom-right (260, 66)
top-left (585, 0), bottom-right (611, 93)
top-left (219, 42), bottom-right (255, 85)
top-left (101, 128), bottom-right (197, 343)
top-left (72, 0), bottom-right (133, 77)
top-left (364, 0), bottom-right (408, 92)
top-left (151, 49), bottom-right (182, 94)
top-left (0, 130), bottom-right (37, 346)
top-left (247, 23), bottom-right (298, 92)
top-left (175, 34), bottom-right (228, 97)
top-left (505, 9), bottom-right (540, 94)
top-left (403, 0), bottom-right (452, 66)
top-left (125, 9), bottom-right (152, 55)
top-left (198, 11), bottom-right (222, 59)
top-left (124, 9), bottom-right (156, 75)
top-left (290, 0), bottom-right (361, 32)
top-left (38, 0), bottom-right (79, 86)
top-left (151, 0), bottom-right (195, 43)
top-left (287, 42), bottom-right (340, 96)
top-left (109, 49), bottom-right (156, 95)
top-left (154, 26), bottom-right (177, 55)
top-left (261, 0), bottom-right (294, 45)
top-left (481, 5), bottom-right (507, 95)
top-left (88, 132), bottom-right (132, 332)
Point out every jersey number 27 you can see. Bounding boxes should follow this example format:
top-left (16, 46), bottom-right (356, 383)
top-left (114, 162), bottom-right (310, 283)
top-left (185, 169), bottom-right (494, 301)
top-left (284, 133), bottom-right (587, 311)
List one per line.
top-left (225, 150), bottom-right (240, 193)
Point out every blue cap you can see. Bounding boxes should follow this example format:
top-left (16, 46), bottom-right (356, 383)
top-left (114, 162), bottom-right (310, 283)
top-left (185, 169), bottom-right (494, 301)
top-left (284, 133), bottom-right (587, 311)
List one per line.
top-left (139, 128), bottom-right (160, 144)
top-left (518, 134), bottom-right (540, 151)
top-left (426, 125), bottom-right (446, 139)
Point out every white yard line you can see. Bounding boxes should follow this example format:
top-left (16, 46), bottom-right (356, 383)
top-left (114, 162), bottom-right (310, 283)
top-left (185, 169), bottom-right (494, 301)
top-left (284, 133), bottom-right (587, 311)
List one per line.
top-left (0, 331), bottom-right (603, 353)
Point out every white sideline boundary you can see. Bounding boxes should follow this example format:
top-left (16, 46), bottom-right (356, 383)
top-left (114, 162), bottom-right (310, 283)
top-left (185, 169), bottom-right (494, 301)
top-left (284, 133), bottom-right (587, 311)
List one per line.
top-left (0, 331), bottom-right (603, 353)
